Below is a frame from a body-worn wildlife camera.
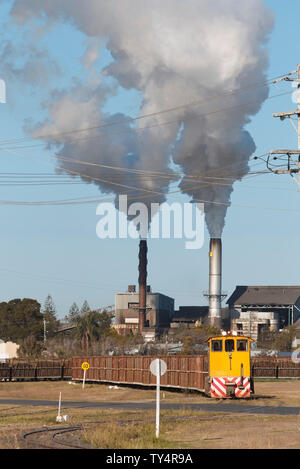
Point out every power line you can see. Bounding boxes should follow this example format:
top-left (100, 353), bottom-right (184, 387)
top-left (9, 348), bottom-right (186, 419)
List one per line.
top-left (0, 89), bottom-right (293, 154)
top-left (0, 70), bottom-right (296, 149)
top-left (0, 137), bottom-right (269, 182)
top-left (3, 144), bottom-right (297, 207)
top-left (1, 146), bottom-right (273, 200)
top-left (27, 74), bottom-right (298, 142)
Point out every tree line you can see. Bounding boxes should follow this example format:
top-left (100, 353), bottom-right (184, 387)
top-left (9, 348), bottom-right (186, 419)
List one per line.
top-left (0, 295), bottom-right (141, 358)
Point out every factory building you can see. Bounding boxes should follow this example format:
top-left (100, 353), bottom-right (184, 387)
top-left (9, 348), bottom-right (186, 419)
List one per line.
top-left (114, 285), bottom-right (174, 338)
top-left (228, 286), bottom-right (300, 341)
top-left (170, 306), bottom-right (209, 328)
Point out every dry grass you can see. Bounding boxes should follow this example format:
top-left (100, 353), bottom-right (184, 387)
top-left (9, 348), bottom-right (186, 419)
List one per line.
top-left (81, 408), bottom-right (220, 449)
top-left (0, 380), bottom-right (300, 448)
top-left (0, 380), bottom-right (188, 403)
top-left (0, 404), bottom-right (299, 450)
top-left (80, 410), bottom-right (300, 449)
top-left (83, 420), bottom-right (175, 449)
top-left (251, 380), bottom-right (300, 407)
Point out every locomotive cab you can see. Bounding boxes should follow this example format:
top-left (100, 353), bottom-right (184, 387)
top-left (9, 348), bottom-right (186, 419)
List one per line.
top-left (206, 332), bottom-right (254, 398)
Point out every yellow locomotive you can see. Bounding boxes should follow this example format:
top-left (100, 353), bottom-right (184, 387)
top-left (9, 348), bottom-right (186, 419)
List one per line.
top-left (206, 331), bottom-right (254, 398)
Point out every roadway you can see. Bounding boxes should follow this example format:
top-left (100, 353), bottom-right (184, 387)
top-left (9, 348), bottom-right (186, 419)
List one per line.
top-left (0, 398), bottom-right (300, 416)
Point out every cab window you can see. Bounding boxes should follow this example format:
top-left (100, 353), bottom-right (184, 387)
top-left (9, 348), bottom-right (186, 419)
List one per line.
top-left (237, 339), bottom-right (248, 351)
top-left (225, 339), bottom-right (235, 352)
top-left (211, 340), bottom-right (223, 352)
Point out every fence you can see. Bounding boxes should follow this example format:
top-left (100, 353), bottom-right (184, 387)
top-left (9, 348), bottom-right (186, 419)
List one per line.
top-left (0, 356), bottom-right (299, 386)
top-left (72, 355), bottom-right (208, 391)
top-left (251, 357), bottom-right (300, 379)
top-left (0, 359), bottom-right (72, 381)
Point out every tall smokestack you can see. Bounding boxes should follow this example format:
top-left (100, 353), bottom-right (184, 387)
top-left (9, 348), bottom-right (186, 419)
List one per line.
top-left (208, 238), bottom-right (222, 328)
top-left (138, 239), bottom-right (147, 334)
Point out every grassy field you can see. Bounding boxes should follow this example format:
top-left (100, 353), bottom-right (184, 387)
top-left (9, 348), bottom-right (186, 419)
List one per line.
top-left (0, 380), bottom-right (300, 449)
top-left (2, 379), bottom-right (300, 406)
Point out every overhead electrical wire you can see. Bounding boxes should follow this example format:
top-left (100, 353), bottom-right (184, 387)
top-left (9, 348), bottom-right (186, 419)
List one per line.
top-left (0, 88), bottom-right (294, 155)
top-left (0, 69), bottom-right (296, 207)
top-left (0, 153), bottom-right (298, 210)
top-left (19, 73), bottom-right (299, 141)
top-left (0, 69), bottom-right (296, 149)
top-left (0, 140), bottom-right (292, 200)
top-left (0, 145), bottom-right (271, 197)
top-left (1, 134), bottom-right (270, 182)
top-left (0, 142), bottom-right (293, 198)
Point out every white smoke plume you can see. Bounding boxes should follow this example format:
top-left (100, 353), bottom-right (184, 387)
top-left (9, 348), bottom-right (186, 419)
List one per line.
top-left (8, 0), bottom-right (273, 236)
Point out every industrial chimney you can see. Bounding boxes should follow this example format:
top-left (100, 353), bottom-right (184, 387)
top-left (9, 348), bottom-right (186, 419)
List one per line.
top-left (138, 239), bottom-right (147, 334)
top-left (208, 238), bottom-right (222, 328)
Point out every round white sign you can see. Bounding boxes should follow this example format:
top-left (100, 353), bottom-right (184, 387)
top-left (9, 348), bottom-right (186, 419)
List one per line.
top-left (150, 358), bottom-right (167, 377)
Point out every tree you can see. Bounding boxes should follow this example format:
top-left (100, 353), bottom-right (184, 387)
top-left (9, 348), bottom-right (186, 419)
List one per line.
top-left (98, 309), bottom-right (113, 332)
top-left (17, 335), bottom-right (43, 358)
top-left (65, 302), bottom-right (80, 323)
top-left (80, 300), bottom-right (91, 316)
top-left (42, 294), bottom-right (60, 339)
top-left (258, 326), bottom-right (296, 352)
top-left (92, 327), bottom-right (143, 356)
top-left (173, 324), bottom-right (221, 355)
top-left (74, 310), bottom-right (113, 353)
top-left (0, 298), bottom-right (43, 343)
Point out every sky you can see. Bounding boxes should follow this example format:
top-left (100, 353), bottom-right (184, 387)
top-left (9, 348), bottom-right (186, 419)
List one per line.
top-left (0, 0), bottom-right (300, 319)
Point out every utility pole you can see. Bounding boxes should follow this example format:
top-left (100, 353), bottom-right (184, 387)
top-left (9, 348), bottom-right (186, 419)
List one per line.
top-left (298, 63), bottom-right (300, 188)
top-left (263, 64), bottom-right (300, 187)
top-left (43, 318), bottom-right (47, 344)
top-left (298, 63), bottom-right (300, 160)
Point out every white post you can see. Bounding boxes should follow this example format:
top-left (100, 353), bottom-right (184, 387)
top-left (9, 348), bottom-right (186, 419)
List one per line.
top-left (156, 359), bottom-right (161, 439)
top-left (58, 392), bottom-right (61, 419)
top-left (82, 368), bottom-right (87, 389)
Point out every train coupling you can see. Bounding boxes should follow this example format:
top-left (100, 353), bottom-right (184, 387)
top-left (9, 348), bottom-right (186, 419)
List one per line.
top-left (225, 382), bottom-right (236, 397)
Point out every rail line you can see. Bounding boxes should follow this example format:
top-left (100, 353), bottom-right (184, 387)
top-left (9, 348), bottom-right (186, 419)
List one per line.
top-left (21, 425), bottom-right (87, 449)
top-left (20, 414), bottom-right (227, 449)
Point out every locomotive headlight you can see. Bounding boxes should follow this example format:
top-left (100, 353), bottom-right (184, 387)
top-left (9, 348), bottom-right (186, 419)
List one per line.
top-left (232, 331), bottom-right (237, 336)
top-left (221, 331), bottom-right (227, 336)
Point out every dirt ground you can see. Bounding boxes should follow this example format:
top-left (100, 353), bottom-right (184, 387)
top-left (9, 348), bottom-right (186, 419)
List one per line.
top-left (0, 379), bottom-right (300, 449)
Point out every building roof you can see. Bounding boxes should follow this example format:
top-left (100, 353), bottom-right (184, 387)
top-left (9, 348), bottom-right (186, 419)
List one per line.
top-left (227, 286), bottom-right (300, 306)
top-left (116, 291), bottom-right (174, 300)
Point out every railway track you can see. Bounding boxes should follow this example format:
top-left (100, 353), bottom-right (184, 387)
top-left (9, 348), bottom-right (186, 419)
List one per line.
top-left (19, 414), bottom-right (229, 449)
top-left (21, 425), bottom-right (92, 449)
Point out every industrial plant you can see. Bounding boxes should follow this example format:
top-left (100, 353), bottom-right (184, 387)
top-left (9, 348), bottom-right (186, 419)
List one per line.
top-left (112, 239), bottom-right (300, 343)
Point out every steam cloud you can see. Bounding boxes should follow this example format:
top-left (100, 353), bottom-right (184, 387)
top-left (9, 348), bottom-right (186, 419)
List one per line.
top-left (8, 0), bottom-right (273, 237)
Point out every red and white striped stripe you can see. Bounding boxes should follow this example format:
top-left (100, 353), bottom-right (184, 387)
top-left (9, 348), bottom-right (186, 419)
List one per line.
top-left (234, 377), bottom-right (251, 398)
top-left (210, 377), bottom-right (251, 398)
top-left (211, 377), bottom-right (227, 397)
